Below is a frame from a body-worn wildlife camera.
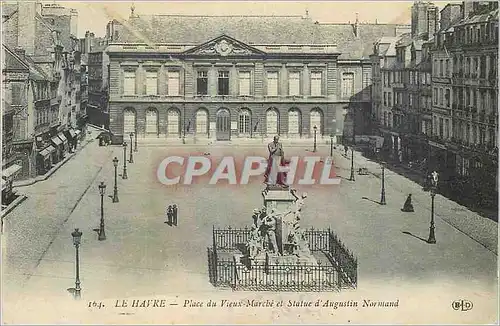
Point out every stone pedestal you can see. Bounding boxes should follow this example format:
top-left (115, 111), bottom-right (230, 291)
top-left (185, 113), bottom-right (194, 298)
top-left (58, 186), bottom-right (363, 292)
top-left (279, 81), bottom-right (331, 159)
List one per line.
top-left (262, 188), bottom-right (296, 255)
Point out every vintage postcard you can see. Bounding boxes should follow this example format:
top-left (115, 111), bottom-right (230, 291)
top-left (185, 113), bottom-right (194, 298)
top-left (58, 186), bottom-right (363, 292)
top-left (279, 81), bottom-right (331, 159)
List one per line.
top-left (1, 0), bottom-right (498, 324)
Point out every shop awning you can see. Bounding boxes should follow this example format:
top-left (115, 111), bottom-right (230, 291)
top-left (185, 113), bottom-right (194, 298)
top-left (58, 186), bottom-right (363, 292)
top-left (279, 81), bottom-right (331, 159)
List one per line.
top-left (51, 136), bottom-right (62, 146)
top-left (2, 164), bottom-right (22, 179)
top-left (39, 148), bottom-right (50, 158)
top-left (58, 133), bottom-right (68, 144)
top-left (68, 129), bottom-right (77, 138)
top-left (39, 145), bottom-right (56, 158)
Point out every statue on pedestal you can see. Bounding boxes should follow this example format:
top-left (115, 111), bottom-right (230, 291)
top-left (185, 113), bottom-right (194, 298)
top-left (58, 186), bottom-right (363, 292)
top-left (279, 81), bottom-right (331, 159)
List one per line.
top-left (264, 136), bottom-right (289, 189)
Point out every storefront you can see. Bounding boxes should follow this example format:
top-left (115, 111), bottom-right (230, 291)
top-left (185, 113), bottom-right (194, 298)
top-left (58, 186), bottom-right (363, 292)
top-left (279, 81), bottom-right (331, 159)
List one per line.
top-left (57, 132), bottom-right (69, 158)
top-left (65, 129), bottom-right (78, 152)
top-left (50, 135), bottom-right (63, 163)
top-left (37, 146), bottom-right (56, 174)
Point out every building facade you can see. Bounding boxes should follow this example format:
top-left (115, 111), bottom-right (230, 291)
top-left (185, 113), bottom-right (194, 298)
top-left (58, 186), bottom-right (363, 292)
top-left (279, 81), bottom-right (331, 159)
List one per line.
top-left (106, 10), bottom-right (410, 144)
top-left (432, 1), bottom-right (498, 207)
top-left (2, 1), bottom-right (86, 181)
top-left (371, 0), bottom-right (498, 212)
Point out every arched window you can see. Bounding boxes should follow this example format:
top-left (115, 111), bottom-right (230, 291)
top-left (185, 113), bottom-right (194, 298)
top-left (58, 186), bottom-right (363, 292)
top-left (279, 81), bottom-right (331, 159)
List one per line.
top-left (310, 109), bottom-right (322, 136)
top-left (167, 109), bottom-right (180, 136)
top-left (196, 109), bottom-right (208, 135)
top-left (145, 108), bottom-right (158, 134)
top-left (288, 109), bottom-right (300, 135)
top-left (123, 108), bottom-right (136, 134)
top-left (266, 109), bottom-right (279, 135)
top-left (238, 109), bottom-right (251, 135)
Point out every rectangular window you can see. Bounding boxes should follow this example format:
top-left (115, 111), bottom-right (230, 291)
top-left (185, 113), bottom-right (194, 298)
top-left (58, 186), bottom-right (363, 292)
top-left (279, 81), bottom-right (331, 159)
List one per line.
top-left (362, 72), bottom-right (370, 90)
top-left (123, 71), bottom-right (136, 95)
top-left (267, 71), bottom-right (278, 96)
top-left (288, 71), bottom-right (300, 96)
top-left (383, 92), bottom-right (387, 106)
top-left (388, 93), bottom-right (392, 107)
top-left (445, 89), bottom-right (451, 107)
top-left (145, 71), bottom-right (158, 95)
top-left (218, 71), bottom-right (229, 95)
top-left (445, 59), bottom-right (449, 77)
top-left (310, 72), bottom-right (322, 96)
top-left (439, 88), bottom-right (444, 106)
top-left (196, 71), bottom-right (208, 95)
top-left (167, 71), bottom-right (180, 96)
top-left (440, 60), bottom-right (443, 76)
top-left (439, 117), bottom-right (444, 138)
top-left (341, 72), bottom-right (354, 98)
top-left (239, 71), bottom-right (251, 96)
top-left (434, 88), bottom-right (438, 104)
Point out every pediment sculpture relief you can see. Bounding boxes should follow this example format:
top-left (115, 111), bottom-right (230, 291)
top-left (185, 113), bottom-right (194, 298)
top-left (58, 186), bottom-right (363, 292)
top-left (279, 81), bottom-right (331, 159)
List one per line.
top-left (196, 39), bottom-right (253, 56)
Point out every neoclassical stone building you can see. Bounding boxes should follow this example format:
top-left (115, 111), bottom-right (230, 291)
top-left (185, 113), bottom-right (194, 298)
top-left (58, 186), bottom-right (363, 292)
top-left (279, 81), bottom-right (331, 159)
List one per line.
top-left (106, 10), bottom-right (410, 143)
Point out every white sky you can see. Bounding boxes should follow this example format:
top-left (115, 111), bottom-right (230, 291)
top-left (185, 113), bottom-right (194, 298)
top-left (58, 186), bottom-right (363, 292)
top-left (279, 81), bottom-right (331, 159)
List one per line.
top-left (52, 0), bottom-right (459, 38)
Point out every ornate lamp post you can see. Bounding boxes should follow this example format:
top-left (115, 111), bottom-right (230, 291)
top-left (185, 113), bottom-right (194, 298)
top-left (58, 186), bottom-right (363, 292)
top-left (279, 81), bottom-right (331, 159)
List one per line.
top-left (129, 133), bottom-right (134, 163)
top-left (134, 131), bottom-right (138, 152)
top-left (71, 228), bottom-right (82, 299)
top-left (98, 181), bottom-right (106, 241)
top-left (380, 163), bottom-right (386, 205)
top-left (313, 125), bottom-right (317, 153)
top-left (349, 147), bottom-right (355, 181)
top-left (112, 157), bottom-right (119, 203)
top-left (122, 142), bottom-right (128, 179)
top-left (427, 171), bottom-right (439, 244)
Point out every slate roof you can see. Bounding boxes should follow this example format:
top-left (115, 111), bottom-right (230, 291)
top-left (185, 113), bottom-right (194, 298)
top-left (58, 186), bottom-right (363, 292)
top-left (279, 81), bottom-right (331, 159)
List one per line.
top-left (113, 15), bottom-right (410, 60)
top-left (3, 44), bottom-right (50, 81)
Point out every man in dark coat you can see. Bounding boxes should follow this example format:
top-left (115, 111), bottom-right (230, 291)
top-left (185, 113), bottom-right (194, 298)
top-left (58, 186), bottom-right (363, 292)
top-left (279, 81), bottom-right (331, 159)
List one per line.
top-left (165, 205), bottom-right (173, 225)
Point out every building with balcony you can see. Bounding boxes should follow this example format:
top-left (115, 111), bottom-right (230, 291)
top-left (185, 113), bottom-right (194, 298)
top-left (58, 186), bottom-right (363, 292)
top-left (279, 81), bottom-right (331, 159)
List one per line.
top-left (2, 1), bottom-right (85, 180)
top-left (82, 31), bottom-right (110, 129)
top-left (106, 8), bottom-right (410, 144)
top-left (371, 0), bottom-right (498, 214)
top-left (431, 1), bottom-right (498, 208)
top-left (372, 1), bottom-right (438, 162)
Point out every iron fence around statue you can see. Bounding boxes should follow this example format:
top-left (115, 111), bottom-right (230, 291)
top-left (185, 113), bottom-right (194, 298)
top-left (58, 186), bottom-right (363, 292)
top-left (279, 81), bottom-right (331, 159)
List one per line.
top-left (209, 226), bottom-right (357, 291)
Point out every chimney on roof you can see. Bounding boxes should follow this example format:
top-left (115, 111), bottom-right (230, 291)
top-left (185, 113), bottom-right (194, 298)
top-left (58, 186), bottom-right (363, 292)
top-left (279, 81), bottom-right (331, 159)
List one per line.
top-left (18, 2), bottom-right (37, 56)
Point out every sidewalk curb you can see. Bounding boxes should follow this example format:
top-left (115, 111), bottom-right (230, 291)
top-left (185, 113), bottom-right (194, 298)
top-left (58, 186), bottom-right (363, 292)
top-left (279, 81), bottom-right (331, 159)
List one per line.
top-left (13, 139), bottom-right (94, 188)
top-left (1, 194), bottom-right (28, 223)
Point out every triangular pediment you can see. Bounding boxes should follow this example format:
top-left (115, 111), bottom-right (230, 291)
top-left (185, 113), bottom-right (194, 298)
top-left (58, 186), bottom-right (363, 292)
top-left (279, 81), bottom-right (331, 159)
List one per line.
top-left (183, 34), bottom-right (265, 56)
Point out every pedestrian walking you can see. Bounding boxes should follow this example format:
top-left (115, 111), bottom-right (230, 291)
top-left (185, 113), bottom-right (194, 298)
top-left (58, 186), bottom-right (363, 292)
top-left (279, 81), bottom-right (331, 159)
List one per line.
top-left (172, 204), bottom-right (178, 226)
top-left (401, 194), bottom-right (414, 212)
top-left (165, 205), bottom-right (173, 225)
top-left (344, 145), bottom-right (348, 156)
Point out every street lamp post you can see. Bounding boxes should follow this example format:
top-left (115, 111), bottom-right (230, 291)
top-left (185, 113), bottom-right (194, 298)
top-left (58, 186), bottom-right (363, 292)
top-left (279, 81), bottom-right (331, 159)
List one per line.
top-left (330, 134), bottom-right (334, 157)
top-left (71, 228), bottom-right (82, 299)
top-left (427, 171), bottom-right (439, 244)
top-left (98, 182), bottom-right (106, 241)
top-left (112, 157), bottom-right (119, 203)
top-left (122, 142), bottom-right (128, 179)
top-left (313, 125), bottom-right (317, 153)
top-left (129, 133), bottom-right (134, 163)
top-left (134, 131), bottom-right (138, 152)
top-left (380, 163), bottom-right (386, 205)
top-left (349, 147), bottom-right (355, 181)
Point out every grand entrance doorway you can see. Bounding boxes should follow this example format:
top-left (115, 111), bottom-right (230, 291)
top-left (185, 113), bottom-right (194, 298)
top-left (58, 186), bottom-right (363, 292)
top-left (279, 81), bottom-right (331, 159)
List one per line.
top-left (216, 108), bottom-right (231, 141)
